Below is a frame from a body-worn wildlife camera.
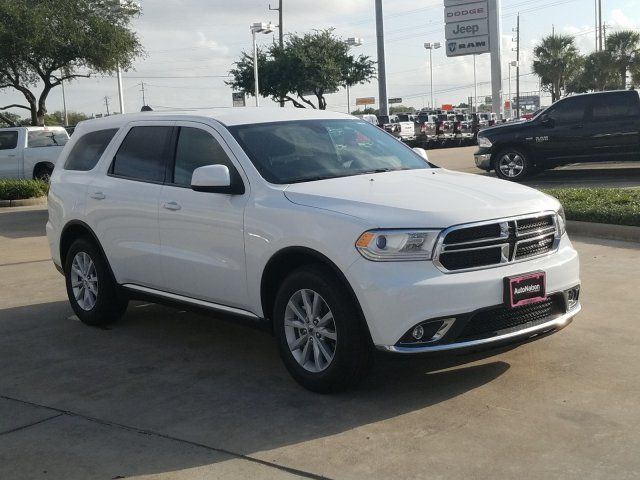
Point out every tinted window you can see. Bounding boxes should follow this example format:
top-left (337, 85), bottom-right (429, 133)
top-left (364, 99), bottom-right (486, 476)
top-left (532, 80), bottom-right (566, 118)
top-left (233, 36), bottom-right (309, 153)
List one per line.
top-left (591, 93), bottom-right (640, 121)
top-left (547, 97), bottom-right (587, 125)
top-left (111, 126), bottom-right (171, 182)
top-left (0, 131), bottom-right (18, 150)
top-left (230, 119), bottom-right (429, 184)
top-left (28, 129), bottom-right (68, 148)
top-left (173, 127), bottom-right (235, 187)
top-left (64, 129), bottom-right (118, 171)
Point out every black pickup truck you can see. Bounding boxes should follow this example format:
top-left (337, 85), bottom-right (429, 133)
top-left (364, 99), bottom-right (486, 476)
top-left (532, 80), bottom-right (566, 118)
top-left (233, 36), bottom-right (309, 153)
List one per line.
top-left (474, 90), bottom-right (640, 181)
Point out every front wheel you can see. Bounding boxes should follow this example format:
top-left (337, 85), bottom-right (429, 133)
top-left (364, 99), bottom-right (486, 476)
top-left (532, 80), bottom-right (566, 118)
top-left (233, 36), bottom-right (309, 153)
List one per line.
top-left (493, 147), bottom-right (532, 181)
top-left (273, 265), bottom-right (372, 393)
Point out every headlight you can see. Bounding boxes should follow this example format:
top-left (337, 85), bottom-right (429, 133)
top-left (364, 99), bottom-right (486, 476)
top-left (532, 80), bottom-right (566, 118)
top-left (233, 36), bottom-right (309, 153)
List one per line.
top-left (477, 136), bottom-right (492, 148)
top-left (355, 229), bottom-right (441, 261)
top-left (556, 206), bottom-right (567, 236)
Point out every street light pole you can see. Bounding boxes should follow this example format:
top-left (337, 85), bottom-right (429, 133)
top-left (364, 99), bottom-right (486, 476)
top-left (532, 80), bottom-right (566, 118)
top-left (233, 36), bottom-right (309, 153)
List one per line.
top-left (508, 60), bottom-right (517, 119)
top-left (424, 42), bottom-right (441, 109)
top-left (60, 70), bottom-right (68, 126)
top-left (117, 64), bottom-right (125, 114)
top-left (250, 22), bottom-right (275, 107)
top-left (473, 55), bottom-right (477, 113)
top-left (345, 37), bottom-right (363, 114)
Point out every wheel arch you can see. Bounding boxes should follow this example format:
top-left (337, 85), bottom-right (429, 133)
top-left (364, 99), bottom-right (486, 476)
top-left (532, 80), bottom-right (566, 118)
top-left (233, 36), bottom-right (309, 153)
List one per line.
top-left (59, 220), bottom-right (115, 279)
top-left (32, 161), bottom-right (55, 179)
top-left (260, 246), bottom-right (371, 340)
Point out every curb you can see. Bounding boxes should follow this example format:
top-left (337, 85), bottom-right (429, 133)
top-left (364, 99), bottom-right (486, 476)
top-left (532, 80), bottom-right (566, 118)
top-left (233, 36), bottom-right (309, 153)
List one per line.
top-left (0, 196), bottom-right (47, 208)
top-left (567, 220), bottom-right (640, 244)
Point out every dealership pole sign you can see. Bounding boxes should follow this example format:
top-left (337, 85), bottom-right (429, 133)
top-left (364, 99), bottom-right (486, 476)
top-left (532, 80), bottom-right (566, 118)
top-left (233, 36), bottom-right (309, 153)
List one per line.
top-left (443, 0), bottom-right (503, 116)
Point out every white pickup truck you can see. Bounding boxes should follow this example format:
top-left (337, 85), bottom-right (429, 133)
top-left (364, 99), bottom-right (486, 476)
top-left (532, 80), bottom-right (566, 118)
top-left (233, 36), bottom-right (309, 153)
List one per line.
top-left (0, 126), bottom-right (69, 180)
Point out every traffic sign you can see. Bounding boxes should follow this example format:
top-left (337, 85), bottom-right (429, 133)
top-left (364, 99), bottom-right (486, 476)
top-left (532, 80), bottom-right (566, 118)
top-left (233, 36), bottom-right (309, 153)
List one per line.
top-left (232, 92), bottom-right (245, 107)
top-left (446, 35), bottom-right (490, 57)
top-left (388, 97), bottom-right (402, 104)
top-left (356, 97), bottom-right (375, 106)
top-left (445, 18), bottom-right (489, 40)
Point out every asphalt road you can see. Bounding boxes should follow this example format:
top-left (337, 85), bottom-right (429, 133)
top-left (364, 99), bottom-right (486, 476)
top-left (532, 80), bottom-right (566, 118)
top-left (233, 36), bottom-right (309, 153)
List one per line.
top-left (1, 206), bottom-right (639, 479)
top-left (428, 146), bottom-right (640, 188)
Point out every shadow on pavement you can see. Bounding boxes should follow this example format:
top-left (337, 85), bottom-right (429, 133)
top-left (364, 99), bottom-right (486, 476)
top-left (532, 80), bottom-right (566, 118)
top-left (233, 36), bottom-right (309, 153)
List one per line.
top-left (0, 299), bottom-right (510, 477)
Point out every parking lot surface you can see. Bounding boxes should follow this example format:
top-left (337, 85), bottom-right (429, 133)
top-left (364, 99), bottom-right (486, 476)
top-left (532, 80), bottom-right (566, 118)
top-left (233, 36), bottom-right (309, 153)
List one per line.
top-left (1, 206), bottom-right (639, 479)
top-left (429, 146), bottom-right (640, 188)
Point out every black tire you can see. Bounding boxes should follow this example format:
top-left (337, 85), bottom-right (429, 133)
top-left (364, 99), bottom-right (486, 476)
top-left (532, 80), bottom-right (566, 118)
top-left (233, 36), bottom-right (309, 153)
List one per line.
top-left (64, 237), bottom-right (128, 326)
top-left (33, 165), bottom-right (53, 182)
top-left (493, 147), bottom-right (532, 181)
top-left (273, 265), bottom-right (373, 393)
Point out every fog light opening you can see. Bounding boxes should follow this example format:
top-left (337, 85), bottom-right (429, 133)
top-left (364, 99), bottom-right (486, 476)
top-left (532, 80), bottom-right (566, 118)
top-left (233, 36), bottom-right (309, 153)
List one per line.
top-left (567, 286), bottom-right (580, 310)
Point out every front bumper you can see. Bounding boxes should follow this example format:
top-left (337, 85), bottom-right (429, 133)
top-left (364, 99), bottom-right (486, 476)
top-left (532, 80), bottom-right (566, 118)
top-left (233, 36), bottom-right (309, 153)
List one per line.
top-left (474, 151), bottom-right (492, 170)
top-left (345, 234), bottom-right (580, 350)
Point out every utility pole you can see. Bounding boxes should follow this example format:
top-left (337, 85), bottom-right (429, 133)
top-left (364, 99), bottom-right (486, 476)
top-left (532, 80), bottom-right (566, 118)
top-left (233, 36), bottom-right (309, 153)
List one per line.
top-left (595, 0), bottom-right (599, 51)
top-left (473, 55), bottom-right (477, 113)
top-left (104, 96), bottom-right (110, 116)
top-left (598, 0), bottom-right (603, 52)
top-left (60, 70), bottom-right (68, 126)
top-left (117, 64), bottom-right (125, 114)
top-left (375, 0), bottom-right (388, 117)
top-left (603, 22), bottom-right (607, 50)
top-left (515, 12), bottom-right (521, 118)
top-left (269, 0), bottom-right (284, 107)
top-left (140, 81), bottom-right (146, 107)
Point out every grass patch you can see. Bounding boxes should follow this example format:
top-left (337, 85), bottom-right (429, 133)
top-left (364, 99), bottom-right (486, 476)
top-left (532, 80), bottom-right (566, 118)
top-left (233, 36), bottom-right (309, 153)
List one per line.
top-left (0, 179), bottom-right (49, 201)
top-left (542, 188), bottom-right (640, 227)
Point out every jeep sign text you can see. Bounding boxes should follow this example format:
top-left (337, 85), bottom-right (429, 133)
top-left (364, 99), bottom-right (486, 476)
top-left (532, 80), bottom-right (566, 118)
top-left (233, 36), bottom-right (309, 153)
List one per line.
top-left (445, 18), bottom-right (489, 40)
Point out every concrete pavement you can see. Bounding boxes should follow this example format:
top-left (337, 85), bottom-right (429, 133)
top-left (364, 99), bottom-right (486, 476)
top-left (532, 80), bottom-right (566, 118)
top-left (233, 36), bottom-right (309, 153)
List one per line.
top-left (1, 207), bottom-right (639, 479)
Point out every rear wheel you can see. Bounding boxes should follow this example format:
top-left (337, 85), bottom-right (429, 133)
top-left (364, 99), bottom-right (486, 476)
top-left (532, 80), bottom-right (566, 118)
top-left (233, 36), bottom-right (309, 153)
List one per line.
top-left (493, 147), bottom-right (532, 181)
top-left (273, 265), bottom-right (372, 393)
top-left (64, 237), bottom-right (128, 326)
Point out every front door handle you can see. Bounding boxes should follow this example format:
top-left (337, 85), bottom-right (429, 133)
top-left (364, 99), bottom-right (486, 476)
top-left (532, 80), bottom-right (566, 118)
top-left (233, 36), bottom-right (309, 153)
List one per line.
top-left (89, 191), bottom-right (106, 200)
top-left (162, 201), bottom-right (182, 211)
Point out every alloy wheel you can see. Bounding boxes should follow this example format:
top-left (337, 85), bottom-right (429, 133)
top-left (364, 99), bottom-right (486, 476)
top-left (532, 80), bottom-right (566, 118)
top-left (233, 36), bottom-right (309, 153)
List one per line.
top-left (284, 289), bottom-right (337, 373)
top-left (70, 251), bottom-right (99, 311)
top-left (498, 153), bottom-right (525, 178)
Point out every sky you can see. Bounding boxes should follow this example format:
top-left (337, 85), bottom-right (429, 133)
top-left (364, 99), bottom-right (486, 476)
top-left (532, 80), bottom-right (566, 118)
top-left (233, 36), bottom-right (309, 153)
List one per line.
top-left (2, 0), bottom-right (640, 119)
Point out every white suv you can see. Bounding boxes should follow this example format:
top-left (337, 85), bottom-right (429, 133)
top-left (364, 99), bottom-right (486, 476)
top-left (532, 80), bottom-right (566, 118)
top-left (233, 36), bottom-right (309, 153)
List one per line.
top-left (47, 109), bottom-right (581, 392)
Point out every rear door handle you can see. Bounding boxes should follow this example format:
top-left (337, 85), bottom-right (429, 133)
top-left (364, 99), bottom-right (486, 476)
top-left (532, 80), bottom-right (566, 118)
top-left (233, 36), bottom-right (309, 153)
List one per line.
top-left (89, 191), bottom-right (106, 200)
top-left (162, 201), bottom-right (182, 211)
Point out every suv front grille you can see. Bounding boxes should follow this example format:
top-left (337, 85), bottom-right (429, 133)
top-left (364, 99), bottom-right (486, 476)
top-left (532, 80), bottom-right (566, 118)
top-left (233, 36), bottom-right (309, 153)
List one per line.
top-left (456, 294), bottom-right (565, 341)
top-left (434, 213), bottom-right (559, 272)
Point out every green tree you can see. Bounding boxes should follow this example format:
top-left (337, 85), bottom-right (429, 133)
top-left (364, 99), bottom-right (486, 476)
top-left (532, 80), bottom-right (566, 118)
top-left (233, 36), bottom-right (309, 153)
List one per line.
top-left (228, 29), bottom-right (376, 110)
top-left (0, 0), bottom-right (142, 126)
top-left (567, 50), bottom-right (618, 93)
top-left (0, 111), bottom-right (22, 127)
top-left (532, 35), bottom-right (582, 102)
top-left (606, 30), bottom-right (640, 89)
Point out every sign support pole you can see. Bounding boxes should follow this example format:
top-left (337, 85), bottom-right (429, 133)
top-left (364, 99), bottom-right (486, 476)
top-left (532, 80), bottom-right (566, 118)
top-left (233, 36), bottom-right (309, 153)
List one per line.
top-left (488, 0), bottom-right (502, 117)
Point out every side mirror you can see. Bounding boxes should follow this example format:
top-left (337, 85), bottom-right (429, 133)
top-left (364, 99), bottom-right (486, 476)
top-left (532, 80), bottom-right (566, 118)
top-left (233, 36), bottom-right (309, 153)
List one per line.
top-left (413, 147), bottom-right (429, 161)
top-left (540, 115), bottom-right (555, 128)
top-left (191, 165), bottom-right (243, 194)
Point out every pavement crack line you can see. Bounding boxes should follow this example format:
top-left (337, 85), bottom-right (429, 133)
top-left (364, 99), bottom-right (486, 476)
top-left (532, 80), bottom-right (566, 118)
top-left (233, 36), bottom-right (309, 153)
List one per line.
top-left (0, 394), bottom-right (333, 480)
top-left (0, 413), bottom-right (63, 436)
top-left (0, 259), bottom-right (51, 267)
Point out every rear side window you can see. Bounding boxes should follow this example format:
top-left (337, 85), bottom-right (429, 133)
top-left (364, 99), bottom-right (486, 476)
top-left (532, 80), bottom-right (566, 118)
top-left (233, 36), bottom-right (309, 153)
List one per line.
top-left (172, 127), bottom-right (235, 187)
top-left (547, 97), bottom-right (587, 125)
top-left (64, 129), bottom-right (118, 171)
top-left (0, 131), bottom-right (18, 150)
top-left (111, 126), bottom-right (171, 182)
top-left (591, 93), bottom-right (640, 121)
top-left (28, 130), bottom-right (69, 148)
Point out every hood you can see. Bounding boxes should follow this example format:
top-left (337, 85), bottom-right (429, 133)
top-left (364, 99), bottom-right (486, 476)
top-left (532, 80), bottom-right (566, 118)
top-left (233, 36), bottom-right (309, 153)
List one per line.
top-left (284, 169), bottom-right (558, 228)
top-left (479, 120), bottom-right (530, 137)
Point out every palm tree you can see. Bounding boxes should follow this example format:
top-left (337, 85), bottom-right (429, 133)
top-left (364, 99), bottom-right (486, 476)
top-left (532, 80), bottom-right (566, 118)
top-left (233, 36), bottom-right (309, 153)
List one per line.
top-left (532, 35), bottom-right (582, 102)
top-left (606, 30), bottom-right (640, 89)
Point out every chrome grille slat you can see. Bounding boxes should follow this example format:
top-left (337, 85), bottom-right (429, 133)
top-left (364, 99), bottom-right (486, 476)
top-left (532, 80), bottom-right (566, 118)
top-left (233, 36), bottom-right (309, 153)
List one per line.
top-left (433, 212), bottom-right (560, 273)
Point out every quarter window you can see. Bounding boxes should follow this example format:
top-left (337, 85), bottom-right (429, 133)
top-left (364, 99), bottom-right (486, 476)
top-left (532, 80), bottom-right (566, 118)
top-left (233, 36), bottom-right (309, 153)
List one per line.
top-left (172, 127), bottom-right (235, 187)
top-left (64, 129), bottom-right (118, 171)
top-left (0, 131), bottom-right (18, 150)
top-left (111, 126), bottom-right (171, 182)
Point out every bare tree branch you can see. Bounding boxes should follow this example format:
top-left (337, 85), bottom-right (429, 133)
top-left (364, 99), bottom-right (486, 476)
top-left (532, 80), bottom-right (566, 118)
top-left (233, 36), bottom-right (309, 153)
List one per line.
top-left (0, 103), bottom-right (31, 111)
top-left (297, 93), bottom-right (317, 109)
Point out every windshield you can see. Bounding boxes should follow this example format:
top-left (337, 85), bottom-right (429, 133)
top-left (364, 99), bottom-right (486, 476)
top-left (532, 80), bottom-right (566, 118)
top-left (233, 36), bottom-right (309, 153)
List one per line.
top-left (229, 119), bottom-right (430, 184)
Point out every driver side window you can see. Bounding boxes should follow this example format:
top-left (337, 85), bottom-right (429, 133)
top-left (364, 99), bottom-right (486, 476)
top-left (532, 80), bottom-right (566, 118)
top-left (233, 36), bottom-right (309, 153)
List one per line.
top-left (546, 97), bottom-right (587, 126)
